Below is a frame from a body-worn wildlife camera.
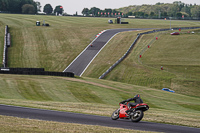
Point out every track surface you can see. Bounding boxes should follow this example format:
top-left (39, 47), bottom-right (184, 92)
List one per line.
top-left (63, 28), bottom-right (149, 76)
top-left (0, 105), bottom-right (199, 133)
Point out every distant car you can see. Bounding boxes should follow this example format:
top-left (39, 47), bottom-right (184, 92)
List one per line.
top-left (108, 20), bottom-right (113, 24)
top-left (171, 32), bottom-right (180, 35)
top-left (162, 88), bottom-right (175, 93)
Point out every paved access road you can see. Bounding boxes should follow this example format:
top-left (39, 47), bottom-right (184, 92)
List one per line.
top-left (0, 105), bottom-right (199, 133)
top-left (63, 28), bottom-right (149, 76)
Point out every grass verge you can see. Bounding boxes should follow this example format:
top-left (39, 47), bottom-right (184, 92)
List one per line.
top-left (0, 115), bottom-right (157, 133)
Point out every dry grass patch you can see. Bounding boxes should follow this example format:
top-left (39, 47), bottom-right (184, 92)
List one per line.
top-left (0, 115), bottom-right (156, 133)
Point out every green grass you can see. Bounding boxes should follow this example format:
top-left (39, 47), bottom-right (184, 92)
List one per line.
top-left (86, 29), bottom-right (200, 97)
top-left (0, 14), bottom-right (200, 129)
top-left (0, 74), bottom-right (200, 128)
top-left (0, 14), bottom-right (200, 71)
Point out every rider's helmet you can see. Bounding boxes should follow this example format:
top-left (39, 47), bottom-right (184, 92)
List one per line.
top-left (134, 94), bottom-right (143, 103)
top-left (134, 94), bottom-right (140, 98)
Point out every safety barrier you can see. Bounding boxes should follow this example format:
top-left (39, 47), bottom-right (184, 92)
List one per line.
top-left (0, 67), bottom-right (74, 77)
top-left (99, 34), bottom-right (140, 79)
top-left (99, 26), bottom-right (200, 79)
top-left (2, 25), bottom-right (8, 68)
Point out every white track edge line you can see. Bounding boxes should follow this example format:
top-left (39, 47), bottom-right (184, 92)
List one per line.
top-left (63, 30), bottom-right (107, 72)
top-left (79, 32), bottom-right (121, 77)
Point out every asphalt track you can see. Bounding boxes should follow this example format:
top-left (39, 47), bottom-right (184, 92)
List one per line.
top-left (63, 28), bottom-right (150, 76)
top-left (0, 105), bottom-right (199, 133)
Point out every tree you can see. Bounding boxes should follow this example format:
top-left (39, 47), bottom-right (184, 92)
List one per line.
top-left (54, 5), bottom-right (64, 15)
top-left (89, 7), bottom-right (100, 16)
top-left (168, 4), bottom-right (179, 17)
top-left (43, 4), bottom-right (53, 14)
top-left (150, 12), bottom-right (155, 16)
top-left (0, 0), bottom-right (9, 11)
top-left (176, 12), bottom-right (182, 18)
top-left (181, 4), bottom-right (192, 17)
top-left (0, 0), bottom-right (37, 13)
top-left (35, 1), bottom-right (41, 12)
top-left (22, 4), bottom-right (36, 14)
top-left (191, 5), bottom-right (200, 17)
top-left (7, 0), bottom-right (21, 13)
top-left (82, 8), bottom-right (89, 16)
top-left (127, 12), bottom-right (133, 16)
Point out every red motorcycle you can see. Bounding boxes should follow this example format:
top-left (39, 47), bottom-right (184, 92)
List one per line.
top-left (111, 96), bottom-right (149, 122)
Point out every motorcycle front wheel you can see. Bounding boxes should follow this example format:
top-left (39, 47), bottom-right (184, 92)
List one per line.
top-left (130, 110), bottom-right (144, 122)
top-left (111, 109), bottom-right (119, 120)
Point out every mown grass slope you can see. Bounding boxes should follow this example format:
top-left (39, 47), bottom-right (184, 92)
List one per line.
top-left (84, 29), bottom-right (200, 97)
top-left (0, 74), bottom-right (200, 127)
top-left (0, 14), bottom-right (199, 71)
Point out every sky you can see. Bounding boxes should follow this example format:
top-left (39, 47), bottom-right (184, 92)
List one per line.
top-left (37, 0), bottom-right (200, 15)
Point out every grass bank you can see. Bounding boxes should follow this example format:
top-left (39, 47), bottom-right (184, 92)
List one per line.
top-left (0, 74), bottom-right (200, 128)
top-left (87, 29), bottom-right (200, 97)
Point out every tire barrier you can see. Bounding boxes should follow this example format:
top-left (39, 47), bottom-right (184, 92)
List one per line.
top-left (99, 26), bottom-right (200, 79)
top-left (0, 67), bottom-right (74, 77)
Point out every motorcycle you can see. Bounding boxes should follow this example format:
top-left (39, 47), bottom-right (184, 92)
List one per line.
top-left (111, 99), bottom-right (149, 122)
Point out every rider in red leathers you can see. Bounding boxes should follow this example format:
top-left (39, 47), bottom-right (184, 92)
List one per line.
top-left (120, 94), bottom-right (143, 115)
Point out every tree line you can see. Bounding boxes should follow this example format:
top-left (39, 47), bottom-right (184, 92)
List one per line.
top-left (43, 4), bottom-right (63, 15)
top-left (118, 1), bottom-right (200, 19)
top-left (0, 0), bottom-right (63, 15)
top-left (1, 0), bottom-right (199, 19)
top-left (82, 1), bottom-right (200, 19)
top-left (0, 0), bottom-right (40, 14)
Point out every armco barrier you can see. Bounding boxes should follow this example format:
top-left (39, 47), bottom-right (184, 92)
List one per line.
top-left (99, 34), bottom-right (140, 79)
top-left (99, 26), bottom-right (200, 79)
top-left (7, 33), bottom-right (11, 47)
top-left (2, 25), bottom-right (8, 68)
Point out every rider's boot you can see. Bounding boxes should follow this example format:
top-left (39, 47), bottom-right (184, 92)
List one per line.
top-left (125, 108), bottom-right (134, 115)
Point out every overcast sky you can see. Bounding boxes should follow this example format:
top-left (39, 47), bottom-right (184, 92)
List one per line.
top-left (37, 0), bottom-right (200, 15)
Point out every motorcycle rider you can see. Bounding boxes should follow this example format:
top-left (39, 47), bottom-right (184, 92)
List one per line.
top-left (120, 94), bottom-right (143, 115)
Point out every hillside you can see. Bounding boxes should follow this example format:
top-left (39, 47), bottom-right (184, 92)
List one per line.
top-left (0, 14), bottom-right (200, 129)
top-left (0, 74), bottom-right (200, 127)
top-left (83, 29), bottom-right (200, 97)
top-left (1, 14), bottom-right (199, 71)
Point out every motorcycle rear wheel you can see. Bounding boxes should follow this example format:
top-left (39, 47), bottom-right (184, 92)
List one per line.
top-left (130, 110), bottom-right (143, 122)
top-left (111, 109), bottom-right (119, 120)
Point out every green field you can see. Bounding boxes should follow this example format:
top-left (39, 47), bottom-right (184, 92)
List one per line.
top-left (0, 14), bottom-right (200, 71)
top-left (83, 29), bottom-right (200, 97)
top-left (0, 14), bottom-right (200, 131)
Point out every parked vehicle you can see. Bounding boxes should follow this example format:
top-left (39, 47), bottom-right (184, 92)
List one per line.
top-left (111, 95), bottom-right (149, 122)
top-left (171, 32), bottom-right (180, 35)
top-left (162, 88), bottom-right (175, 93)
